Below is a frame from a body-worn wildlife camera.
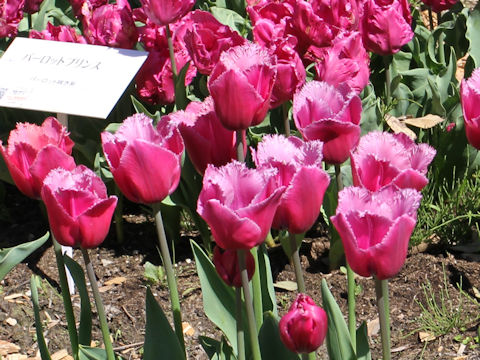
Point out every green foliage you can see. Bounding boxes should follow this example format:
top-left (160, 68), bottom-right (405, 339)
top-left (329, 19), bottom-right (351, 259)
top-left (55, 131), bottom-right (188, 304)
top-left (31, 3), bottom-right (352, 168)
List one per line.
top-left (258, 312), bottom-right (299, 360)
top-left (143, 261), bottom-right (166, 286)
top-left (30, 274), bottom-right (52, 360)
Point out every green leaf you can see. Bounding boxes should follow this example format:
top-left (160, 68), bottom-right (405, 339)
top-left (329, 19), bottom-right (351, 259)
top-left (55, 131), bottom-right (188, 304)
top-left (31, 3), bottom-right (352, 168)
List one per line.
top-left (210, 7), bottom-right (250, 35)
top-left (258, 312), bottom-right (300, 360)
top-left (466, 9), bottom-right (480, 75)
top-left (321, 279), bottom-right (356, 360)
top-left (143, 287), bottom-right (185, 360)
top-left (64, 255), bottom-right (92, 346)
top-left (199, 336), bottom-right (236, 360)
top-left (257, 244), bottom-right (278, 317)
top-left (130, 95), bottom-right (161, 122)
top-left (0, 232), bottom-right (49, 281)
top-left (356, 322), bottom-right (372, 360)
top-left (174, 62), bottom-right (190, 110)
top-left (79, 346), bottom-right (107, 360)
top-left (30, 275), bottom-right (51, 360)
top-left (191, 240), bottom-right (247, 355)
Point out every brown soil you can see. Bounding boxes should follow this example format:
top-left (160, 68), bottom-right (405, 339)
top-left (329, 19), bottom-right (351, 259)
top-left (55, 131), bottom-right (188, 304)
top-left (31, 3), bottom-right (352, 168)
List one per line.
top-left (1, 184), bottom-right (480, 360)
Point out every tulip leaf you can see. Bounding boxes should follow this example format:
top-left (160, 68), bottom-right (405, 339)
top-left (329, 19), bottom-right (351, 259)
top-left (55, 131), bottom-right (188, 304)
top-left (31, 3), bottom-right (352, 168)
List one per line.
top-left (78, 345), bottom-right (123, 360)
top-left (130, 95), bottom-right (161, 122)
top-left (321, 279), bottom-right (356, 360)
top-left (466, 9), bottom-right (480, 77)
top-left (143, 287), bottom-right (185, 360)
top-left (210, 7), bottom-right (250, 35)
top-left (356, 322), bottom-right (372, 360)
top-left (258, 312), bottom-right (300, 360)
top-left (30, 275), bottom-right (52, 360)
top-left (257, 244), bottom-right (278, 316)
top-left (199, 336), bottom-right (236, 360)
top-left (191, 240), bottom-right (249, 356)
top-left (0, 232), bottom-right (49, 281)
top-left (64, 254), bottom-right (92, 346)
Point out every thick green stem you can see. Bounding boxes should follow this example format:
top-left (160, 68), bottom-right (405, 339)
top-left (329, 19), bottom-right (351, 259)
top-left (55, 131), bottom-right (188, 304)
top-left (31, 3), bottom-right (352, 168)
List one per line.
top-left (114, 185), bottom-right (124, 245)
top-left (152, 204), bottom-right (186, 356)
top-left (52, 238), bottom-right (79, 360)
top-left (80, 248), bottom-right (115, 360)
top-left (428, 7), bottom-right (434, 30)
top-left (236, 287), bottom-right (245, 360)
top-left (250, 247), bottom-right (263, 330)
top-left (289, 232), bottom-right (305, 293)
top-left (283, 102), bottom-right (290, 137)
top-left (384, 57), bottom-right (392, 107)
top-left (166, 24), bottom-right (178, 78)
top-left (375, 278), bottom-right (391, 360)
top-left (236, 130), bottom-right (246, 162)
top-left (238, 250), bottom-right (262, 360)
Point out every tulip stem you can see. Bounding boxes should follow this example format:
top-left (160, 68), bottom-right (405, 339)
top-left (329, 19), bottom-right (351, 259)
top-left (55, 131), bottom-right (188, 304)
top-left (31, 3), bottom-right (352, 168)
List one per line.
top-left (436, 12), bottom-right (445, 64)
top-left (283, 102), bottom-right (290, 137)
top-left (165, 24), bottom-right (178, 78)
top-left (236, 287), bottom-right (246, 360)
top-left (52, 238), bottom-right (79, 360)
top-left (335, 165), bottom-right (357, 350)
top-left (114, 185), bottom-right (124, 245)
top-left (289, 232), bottom-right (305, 293)
top-left (375, 278), bottom-right (391, 360)
top-left (428, 7), bottom-right (434, 30)
top-left (384, 56), bottom-right (392, 107)
top-left (238, 249), bottom-right (262, 360)
top-left (251, 247), bottom-right (263, 330)
top-left (236, 130), bottom-right (246, 162)
top-left (80, 248), bottom-right (115, 360)
top-left (153, 204), bottom-right (186, 356)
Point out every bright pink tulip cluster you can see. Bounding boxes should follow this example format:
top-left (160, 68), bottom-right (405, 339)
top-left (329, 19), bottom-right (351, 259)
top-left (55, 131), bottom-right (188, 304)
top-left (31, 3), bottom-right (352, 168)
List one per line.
top-left (351, 131), bottom-right (436, 191)
top-left (461, 67), bottom-right (480, 150)
top-left (253, 135), bottom-right (330, 234)
top-left (279, 293), bottom-right (328, 354)
top-left (30, 23), bottom-right (87, 43)
top-left (331, 186), bottom-right (421, 280)
top-left (293, 80), bottom-right (362, 164)
top-left (101, 113), bottom-right (184, 205)
top-left (140, 0), bottom-right (194, 26)
top-left (0, 0), bottom-right (25, 38)
top-left (213, 247), bottom-right (255, 288)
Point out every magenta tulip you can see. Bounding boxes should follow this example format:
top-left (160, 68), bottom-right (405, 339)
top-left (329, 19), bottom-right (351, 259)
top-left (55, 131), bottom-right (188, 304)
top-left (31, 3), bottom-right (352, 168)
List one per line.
top-left (30, 23), bottom-right (87, 43)
top-left (41, 166), bottom-right (117, 249)
top-left (213, 246), bottom-right (255, 288)
top-left (279, 293), bottom-right (328, 354)
top-left (422, 0), bottom-right (458, 13)
top-left (23, 0), bottom-right (43, 14)
top-left (253, 135), bottom-right (330, 234)
top-left (351, 131), bottom-right (436, 191)
top-left (461, 67), bottom-right (480, 150)
top-left (0, 0), bottom-right (25, 38)
top-left (331, 185), bottom-right (421, 280)
top-left (197, 161), bottom-right (285, 250)
top-left (164, 97), bottom-right (242, 175)
top-left (208, 43), bottom-right (277, 131)
top-left (101, 113), bottom-right (184, 204)
top-left (293, 80), bottom-right (362, 164)
top-left (184, 10), bottom-right (246, 75)
top-left (0, 117), bottom-right (75, 199)
top-left (360, 0), bottom-right (413, 55)
top-left (140, 0), bottom-right (194, 26)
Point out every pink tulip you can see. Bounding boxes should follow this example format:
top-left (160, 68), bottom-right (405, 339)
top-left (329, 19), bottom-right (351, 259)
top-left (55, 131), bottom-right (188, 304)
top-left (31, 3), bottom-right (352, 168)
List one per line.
top-left (82, 0), bottom-right (138, 49)
top-left (68, 0), bottom-right (107, 20)
top-left (461, 67), bottom-right (480, 150)
top-left (422, 0), bottom-right (458, 13)
top-left (184, 10), bottom-right (246, 75)
top-left (293, 81), bottom-right (362, 164)
top-left (253, 135), bottom-right (330, 234)
top-left (140, 0), bottom-right (194, 26)
top-left (0, 117), bottom-right (75, 199)
top-left (24, 0), bottom-right (43, 14)
top-left (30, 23), bottom-right (87, 43)
top-left (213, 246), bottom-right (255, 288)
top-left (331, 185), bottom-right (421, 280)
top-left (208, 43), bottom-right (277, 131)
top-left (279, 293), bottom-right (328, 354)
top-left (197, 161), bottom-right (285, 250)
top-left (0, 0), bottom-right (25, 38)
top-left (164, 97), bottom-right (242, 175)
top-left (360, 0), bottom-right (413, 55)
top-left (314, 31), bottom-right (370, 94)
top-left (101, 113), bottom-right (184, 204)
top-left (41, 165), bottom-right (117, 249)
top-left (351, 131), bottom-right (436, 191)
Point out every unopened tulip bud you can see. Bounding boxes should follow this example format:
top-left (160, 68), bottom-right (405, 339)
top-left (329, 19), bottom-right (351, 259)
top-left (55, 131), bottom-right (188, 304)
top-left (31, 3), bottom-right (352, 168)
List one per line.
top-left (213, 247), bottom-right (255, 288)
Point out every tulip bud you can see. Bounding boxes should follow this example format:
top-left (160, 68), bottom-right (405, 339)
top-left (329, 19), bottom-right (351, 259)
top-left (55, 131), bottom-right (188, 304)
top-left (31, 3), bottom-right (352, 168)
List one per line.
top-left (213, 247), bottom-right (255, 288)
top-left (279, 294), bottom-right (328, 354)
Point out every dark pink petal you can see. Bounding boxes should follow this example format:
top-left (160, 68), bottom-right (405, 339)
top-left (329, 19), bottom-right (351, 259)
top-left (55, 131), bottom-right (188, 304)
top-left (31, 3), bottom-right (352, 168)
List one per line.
top-left (78, 197), bottom-right (118, 248)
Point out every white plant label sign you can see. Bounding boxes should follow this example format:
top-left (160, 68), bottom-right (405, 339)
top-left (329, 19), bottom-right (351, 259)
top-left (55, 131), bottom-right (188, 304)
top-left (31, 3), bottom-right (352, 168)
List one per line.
top-left (0, 37), bottom-right (148, 118)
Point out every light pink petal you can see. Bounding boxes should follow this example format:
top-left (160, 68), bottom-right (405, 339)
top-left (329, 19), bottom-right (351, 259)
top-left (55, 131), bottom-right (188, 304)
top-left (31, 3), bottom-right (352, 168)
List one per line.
top-left (101, 132), bottom-right (127, 170)
top-left (352, 154), bottom-right (400, 191)
top-left (393, 169), bottom-right (429, 191)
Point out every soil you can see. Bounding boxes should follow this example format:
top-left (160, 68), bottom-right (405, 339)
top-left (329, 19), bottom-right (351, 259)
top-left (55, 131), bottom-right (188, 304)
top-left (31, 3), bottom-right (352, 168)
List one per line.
top-left (1, 183), bottom-right (480, 360)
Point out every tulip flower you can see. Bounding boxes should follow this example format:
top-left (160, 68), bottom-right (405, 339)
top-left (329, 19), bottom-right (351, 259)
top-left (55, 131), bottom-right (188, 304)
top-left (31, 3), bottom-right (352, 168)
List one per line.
top-left (293, 80), bottom-right (362, 164)
top-left (197, 161), bottom-right (285, 250)
top-left (41, 165), bottom-right (118, 249)
top-left (331, 185), bottom-right (421, 280)
top-left (208, 43), bottom-right (277, 131)
top-left (360, 0), bottom-right (413, 55)
top-left (140, 0), bottom-right (194, 26)
top-left (351, 131), bottom-right (436, 191)
top-left (164, 97), bottom-right (242, 175)
top-left (29, 23), bottom-right (87, 43)
top-left (461, 67), bottom-right (480, 150)
top-left (0, 0), bottom-right (25, 38)
top-left (101, 113), bottom-right (184, 204)
top-left (422, 0), bottom-right (458, 13)
top-left (213, 246), bottom-right (255, 288)
top-left (279, 293), bottom-right (328, 354)
top-left (252, 135), bottom-right (330, 234)
top-left (184, 10), bottom-right (246, 75)
top-left (24, 0), bottom-right (43, 14)
top-left (0, 117), bottom-right (75, 199)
